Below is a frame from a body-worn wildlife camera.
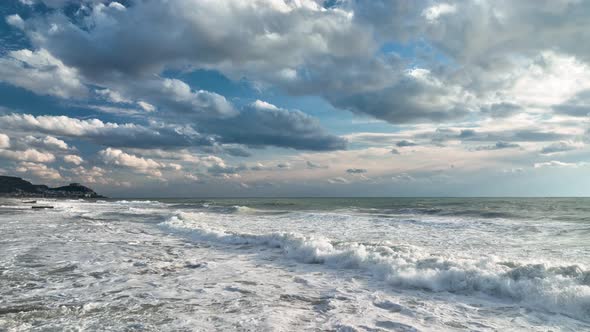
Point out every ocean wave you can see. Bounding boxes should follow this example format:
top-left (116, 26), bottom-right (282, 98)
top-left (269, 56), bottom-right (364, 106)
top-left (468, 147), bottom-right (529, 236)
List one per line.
top-left (114, 200), bottom-right (164, 205)
top-left (361, 207), bottom-right (520, 220)
top-left (229, 205), bottom-right (257, 214)
top-left (168, 202), bottom-right (211, 209)
top-left (160, 212), bottom-right (590, 322)
top-left (224, 205), bottom-right (289, 215)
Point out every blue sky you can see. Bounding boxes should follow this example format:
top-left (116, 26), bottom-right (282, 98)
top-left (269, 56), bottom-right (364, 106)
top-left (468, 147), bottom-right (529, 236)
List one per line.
top-left (1, 0), bottom-right (590, 197)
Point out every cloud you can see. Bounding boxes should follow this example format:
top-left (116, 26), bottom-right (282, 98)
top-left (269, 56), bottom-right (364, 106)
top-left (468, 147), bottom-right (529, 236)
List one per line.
top-left (540, 141), bottom-right (580, 155)
top-left (13, 0), bottom-right (472, 124)
top-left (4, 0), bottom-right (590, 195)
top-left (6, 14), bottom-right (25, 30)
top-left (200, 154), bottom-right (246, 176)
top-left (67, 165), bottom-right (107, 184)
top-left (552, 91), bottom-right (590, 117)
top-left (23, 0), bottom-right (374, 80)
top-left (222, 145), bottom-right (252, 157)
top-left (137, 101), bottom-right (156, 113)
top-left (310, 65), bottom-right (472, 123)
top-left (123, 148), bottom-right (202, 164)
top-left (534, 160), bottom-right (587, 168)
top-left (481, 103), bottom-right (523, 119)
top-left (328, 177), bottom-right (349, 184)
top-left (396, 140), bottom-right (418, 147)
top-left (277, 162), bottom-right (291, 169)
top-left (207, 163), bottom-right (246, 176)
top-left (502, 168), bottom-right (524, 174)
top-left (99, 148), bottom-right (165, 177)
top-left (0, 134), bottom-right (10, 149)
top-left (422, 3), bottom-right (457, 22)
top-left (1, 14), bottom-right (346, 152)
top-left (346, 168), bottom-right (367, 174)
top-left (250, 163), bottom-right (268, 171)
top-left (0, 49), bottom-right (87, 98)
top-left (11, 0), bottom-right (590, 127)
top-left (0, 103), bottom-right (343, 153)
top-left (16, 162), bottom-right (61, 180)
top-left (424, 2), bottom-right (590, 64)
top-left (417, 128), bottom-right (571, 144)
top-left (306, 160), bottom-right (328, 169)
top-left (184, 173), bottom-right (199, 181)
top-left (391, 173), bottom-right (416, 182)
top-left (553, 104), bottom-right (590, 117)
top-left (88, 77), bottom-right (238, 120)
top-left (96, 88), bottom-right (131, 104)
top-left (63, 154), bottom-right (84, 165)
top-left (474, 142), bottom-right (520, 151)
top-left (0, 148), bottom-right (55, 163)
top-left (24, 135), bottom-right (69, 150)
top-left (17, 0), bottom-right (112, 8)
top-left (131, 78), bottom-right (237, 119)
top-left (0, 113), bottom-right (202, 149)
top-left (201, 100), bottom-right (346, 151)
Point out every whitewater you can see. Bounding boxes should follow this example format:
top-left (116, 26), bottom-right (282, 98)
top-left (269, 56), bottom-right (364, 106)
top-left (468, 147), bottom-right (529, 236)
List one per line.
top-left (1, 198), bottom-right (589, 331)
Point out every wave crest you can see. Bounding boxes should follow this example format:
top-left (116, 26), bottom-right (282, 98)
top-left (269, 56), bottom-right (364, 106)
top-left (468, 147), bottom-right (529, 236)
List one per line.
top-left (160, 212), bottom-right (590, 322)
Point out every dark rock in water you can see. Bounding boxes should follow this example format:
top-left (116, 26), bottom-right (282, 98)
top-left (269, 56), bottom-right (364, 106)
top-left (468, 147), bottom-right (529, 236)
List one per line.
top-left (0, 175), bottom-right (106, 198)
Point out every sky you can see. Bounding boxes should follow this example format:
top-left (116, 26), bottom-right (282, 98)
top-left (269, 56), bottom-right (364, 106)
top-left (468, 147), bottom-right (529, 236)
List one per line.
top-left (0, 0), bottom-right (590, 197)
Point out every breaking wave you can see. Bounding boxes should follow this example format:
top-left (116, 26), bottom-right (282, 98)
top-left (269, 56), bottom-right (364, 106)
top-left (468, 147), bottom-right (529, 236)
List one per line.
top-left (160, 212), bottom-right (590, 321)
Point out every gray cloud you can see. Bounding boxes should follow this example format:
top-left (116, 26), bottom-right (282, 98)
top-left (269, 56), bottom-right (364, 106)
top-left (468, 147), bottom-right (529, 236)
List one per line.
top-left (9, 0), bottom-right (590, 128)
top-left (200, 101), bottom-right (346, 151)
top-left (109, 78), bottom-right (237, 119)
top-left (9, 1), bottom-right (472, 124)
top-left (2, 0), bottom-right (590, 195)
top-left (24, 1), bottom-right (374, 80)
top-left (306, 160), bottom-right (328, 169)
top-left (540, 141), bottom-right (578, 154)
top-left (481, 103), bottom-right (523, 119)
top-left (222, 145), bottom-right (252, 158)
top-left (396, 140), bottom-right (418, 147)
top-left (554, 104), bottom-right (590, 117)
top-left (327, 177), bottom-right (349, 184)
top-left (0, 49), bottom-right (87, 98)
top-left (0, 113), bottom-right (206, 149)
top-left (553, 91), bottom-right (590, 117)
top-left (425, 1), bottom-right (590, 64)
top-left (207, 164), bottom-right (247, 176)
top-left (346, 168), bottom-right (367, 174)
top-left (276, 162), bottom-right (291, 169)
top-left (418, 128), bottom-right (570, 144)
top-left (474, 141), bottom-right (520, 151)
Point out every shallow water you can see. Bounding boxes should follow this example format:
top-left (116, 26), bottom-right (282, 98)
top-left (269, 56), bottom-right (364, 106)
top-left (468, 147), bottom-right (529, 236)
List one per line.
top-left (1, 198), bottom-right (589, 331)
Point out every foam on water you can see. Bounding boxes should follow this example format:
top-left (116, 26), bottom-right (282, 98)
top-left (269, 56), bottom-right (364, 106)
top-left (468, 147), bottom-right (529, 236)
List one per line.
top-left (161, 211), bottom-right (590, 322)
top-left (230, 205), bottom-right (257, 214)
top-left (3, 197), bottom-right (590, 330)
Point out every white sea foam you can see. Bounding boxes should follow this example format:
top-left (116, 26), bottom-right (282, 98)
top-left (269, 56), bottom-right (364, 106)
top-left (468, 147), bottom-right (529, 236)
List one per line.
top-left (4, 198), bottom-right (590, 330)
top-left (229, 205), bottom-right (257, 214)
top-left (114, 200), bottom-right (164, 205)
top-left (161, 211), bottom-right (590, 321)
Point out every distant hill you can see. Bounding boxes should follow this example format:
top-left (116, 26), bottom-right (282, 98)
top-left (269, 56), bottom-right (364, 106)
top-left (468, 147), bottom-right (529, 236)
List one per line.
top-left (0, 176), bottom-right (105, 198)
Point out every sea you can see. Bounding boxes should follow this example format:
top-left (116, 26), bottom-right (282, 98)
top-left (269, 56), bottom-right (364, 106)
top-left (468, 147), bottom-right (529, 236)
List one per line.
top-left (1, 197), bottom-right (589, 331)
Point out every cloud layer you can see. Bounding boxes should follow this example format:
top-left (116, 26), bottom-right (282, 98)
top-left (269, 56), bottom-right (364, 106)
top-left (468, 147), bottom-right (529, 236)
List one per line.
top-left (0, 0), bottom-right (589, 195)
